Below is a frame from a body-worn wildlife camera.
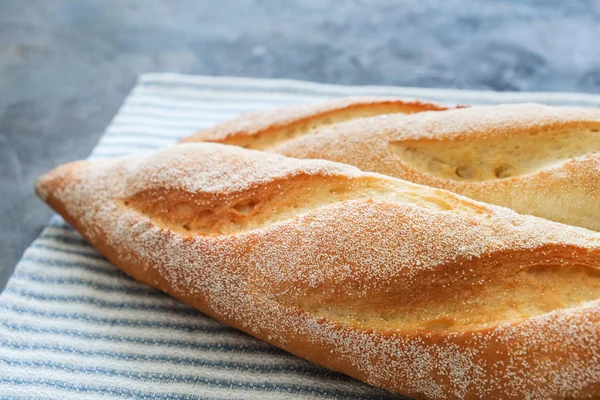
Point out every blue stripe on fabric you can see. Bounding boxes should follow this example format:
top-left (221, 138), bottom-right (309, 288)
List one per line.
top-left (39, 232), bottom-right (85, 244)
top-left (138, 75), bottom-right (600, 107)
top-left (123, 99), bottom-right (263, 112)
top-left (4, 289), bottom-right (193, 314)
top-left (18, 256), bottom-right (126, 278)
top-left (0, 357), bottom-right (390, 400)
top-left (106, 124), bottom-right (202, 132)
top-left (137, 79), bottom-right (477, 105)
top-left (0, 340), bottom-right (328, 376)
top-left (138, 80), bottom-right (350, 97)
top-left (44, 224), bottom-right (74, 233)
top-left (115, 109), bottom-right (247, 120)
top-left (90, 151), bottom-right (141, 159)
top-left (31, 243), bottom-right (106, 260)
top-left (118, 107), bottom-right (247, 117)
top-left (104, 127), bottom-right (190, 136)
top-left (36, 232), bottom-right (90, 246)
top-left (99, 136), bottom-right (181, 146)
top-left (91, 149), bottom-right (155, 158)
top-left (132, 89), bottom-right (319, 104)
top-left (0, 356), bottom-right (397, 399)
top-left (125, 99), bottom-right (279, 112)
top-left (0, 378), bottom-right (218, 400)
top-left (0, 304), bottom-right (228, 333)
top-left (149, 91), bottom-right (600, 107)
top-left (10, 273), bottom-right (158, 295)
top-left (46, 218), bottom-right (74, 228)
top-left (22, 255), bottom-right (113, 270)
top-left (107, 123), bottom-right (201, 132)
top-left (95, 140), bottom-right (168, 149)
top-left (0, 321), bottom-right (276, 352)
top-left (102, 129), bottom-right (188, 140)
top-left (110, 121), bottom-right (208, 131)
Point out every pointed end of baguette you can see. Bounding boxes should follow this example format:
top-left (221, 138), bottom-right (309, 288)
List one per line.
top-left (35, 160), bottom-right (90, 203)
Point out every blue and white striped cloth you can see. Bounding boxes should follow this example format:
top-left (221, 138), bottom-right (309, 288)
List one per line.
top-left (3, 74), bottom-right (600, 400)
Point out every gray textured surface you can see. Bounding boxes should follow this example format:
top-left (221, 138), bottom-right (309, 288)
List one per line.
top-left (2, 0), bottom-right (600, 291)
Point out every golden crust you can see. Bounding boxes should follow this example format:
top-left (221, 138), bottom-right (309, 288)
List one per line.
top-left (183, 102), bottom-right (600, 231)
top-left (180, 97), bottom-right (454, 150)
top-left (36, 143), bottom-right (600, 399)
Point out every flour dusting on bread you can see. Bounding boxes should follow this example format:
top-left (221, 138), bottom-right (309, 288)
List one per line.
top-left (36, 143), bottom-right (600, 399)
top-left (181, 97), bottom-right (452, 150)
top-left (262, 103), bottom-right (600, 232)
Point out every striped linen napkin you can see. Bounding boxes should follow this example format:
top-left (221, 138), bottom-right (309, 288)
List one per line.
top-left (3, 74), bottom-right (600, 400)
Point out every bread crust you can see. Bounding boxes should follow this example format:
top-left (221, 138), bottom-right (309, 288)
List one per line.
top-left (180, 97), bottom-right (453, 150)
top-left (182, 102), bottom-right (600, 231)
top-left (36, 143), bottom-right (600, 399)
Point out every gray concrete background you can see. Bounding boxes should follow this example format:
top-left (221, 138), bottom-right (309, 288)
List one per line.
top-left (2, 0), bottom-right (600, 291)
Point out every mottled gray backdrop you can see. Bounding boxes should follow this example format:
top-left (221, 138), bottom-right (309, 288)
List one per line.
top-left (2, 0), bottom-right (600, 291)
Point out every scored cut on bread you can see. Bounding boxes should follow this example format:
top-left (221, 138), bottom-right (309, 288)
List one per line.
top-left (180, 96), bottom-right (455, 150)
top-left (36, 143), bottom-right (600, 400)
top-left (182, 102), bottom-right (600, 232)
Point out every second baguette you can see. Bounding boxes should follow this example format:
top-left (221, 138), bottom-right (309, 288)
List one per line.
top-left (180, 96), bottom-right (453, 149)
top-left (182, 102), bottom-right (600, 231)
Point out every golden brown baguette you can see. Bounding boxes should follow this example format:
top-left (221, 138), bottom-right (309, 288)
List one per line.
top-left (182, 102), bottom-right (600, 231)
top-left (36, 143), bottom-right (600, 400)
top-left (180, 97), bottom-right (453, 149)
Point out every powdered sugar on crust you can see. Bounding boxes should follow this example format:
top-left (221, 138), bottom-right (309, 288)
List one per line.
top-left (37, 143), bottom-right (600, 399)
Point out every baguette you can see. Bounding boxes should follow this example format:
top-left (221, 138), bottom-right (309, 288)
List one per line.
top-left (36, 143), bottom-right (600, 399)
top-left (180, 97), bottom-right (454, 149)
top-left (182, 102), bottom-right (600, 231)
